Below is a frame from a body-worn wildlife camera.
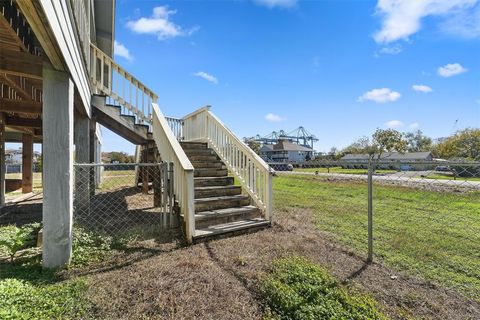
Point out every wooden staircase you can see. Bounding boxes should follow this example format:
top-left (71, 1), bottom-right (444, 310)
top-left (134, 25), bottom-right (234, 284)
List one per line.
top-left (91, 95), bottom-right (152, 145)
top-left (181, 142), bottom-right (270, 242)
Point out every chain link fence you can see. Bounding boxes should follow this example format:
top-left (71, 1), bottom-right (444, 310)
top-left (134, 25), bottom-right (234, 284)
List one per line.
top-left (73, 163), bottom-right (179, 239)
top-left (269, 160), bottom-right (480, 300)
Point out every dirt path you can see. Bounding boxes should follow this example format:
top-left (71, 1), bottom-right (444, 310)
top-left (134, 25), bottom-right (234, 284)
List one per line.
top-left (80, 209), bottom-right (480, 319)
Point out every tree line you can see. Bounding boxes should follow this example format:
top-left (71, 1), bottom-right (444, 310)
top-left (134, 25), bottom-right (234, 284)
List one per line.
top-left (324, 128), bottom-right (480, 161)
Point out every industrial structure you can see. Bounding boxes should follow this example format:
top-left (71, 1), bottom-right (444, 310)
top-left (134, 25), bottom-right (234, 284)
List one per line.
top-left (246, 126), bottom-right (318, 149)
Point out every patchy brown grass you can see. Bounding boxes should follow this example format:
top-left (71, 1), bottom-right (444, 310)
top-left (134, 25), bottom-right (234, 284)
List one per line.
top-left (73, 209), bottom-right (480, 320)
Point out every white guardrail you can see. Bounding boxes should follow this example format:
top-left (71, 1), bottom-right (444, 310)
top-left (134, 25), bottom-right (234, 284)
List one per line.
top-left (152, 103), bottom-right (196, 243)
top-left (90, 44), bottom-right (157, 124)
top-left (183, 106), bottom-right (273, 220)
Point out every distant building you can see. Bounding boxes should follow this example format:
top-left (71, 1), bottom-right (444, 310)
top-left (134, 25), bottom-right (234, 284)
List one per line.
top-left (340, 152), bottom-right (434, 170)
top-left (260, 139), bottom-right (314, 163)
top-left (5, 148), bottom-right (42, 173)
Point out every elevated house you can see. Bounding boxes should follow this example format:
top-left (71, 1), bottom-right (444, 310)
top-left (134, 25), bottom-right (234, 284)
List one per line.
top-left (0, 0), bottom-right (272, 268)
top-left (260, 139), bottom-right (314, 163)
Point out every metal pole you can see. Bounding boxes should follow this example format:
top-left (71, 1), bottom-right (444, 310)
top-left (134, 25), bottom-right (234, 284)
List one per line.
top-left (367, 160), bottom-right (374, 263)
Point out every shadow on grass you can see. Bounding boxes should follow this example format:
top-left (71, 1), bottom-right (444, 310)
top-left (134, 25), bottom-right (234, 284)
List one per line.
top-left (0, 252), bottom-right (59, 285)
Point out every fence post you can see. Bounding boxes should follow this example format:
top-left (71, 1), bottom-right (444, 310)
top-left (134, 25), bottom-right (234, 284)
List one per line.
top-left (367, 160), bottom-right (374, 263)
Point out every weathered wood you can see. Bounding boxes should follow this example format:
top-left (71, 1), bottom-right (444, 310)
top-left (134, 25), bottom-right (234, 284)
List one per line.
top-left (42, 64), bottom-right (74, 268)
top-left (0, 113), bottom-right (5, 205)
top-left (0, 48), bottom-right (42, 79)
top-left (15, 1), bottom-right (64, 70)
top-left (74, 113), bottom-right (90, 212)
top-left (6, 116), bottom-right (42, 128)
top-left (0, 98), bottom-right (42, 114)
top-left (0, 74), bottom-right (32, 100)
top-left (21, 134), bottom-right (33, 193)
top-left (0, 11), bottom-right (29, 52)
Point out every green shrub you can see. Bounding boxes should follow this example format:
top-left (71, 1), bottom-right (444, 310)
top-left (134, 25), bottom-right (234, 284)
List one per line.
top-left (261, 257), bottom-right (388, 320)
top-left (71, 227), bottom-right (114, 266)
top-left (0, 278), bottom-right (88, 319)
top-left (0, 224), bottom-right (41, 262)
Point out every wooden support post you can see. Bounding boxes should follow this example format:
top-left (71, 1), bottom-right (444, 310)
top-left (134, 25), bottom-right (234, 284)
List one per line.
top-left (22, 134), bottom-right (33, 193)
top-left (42, 65), bottom-right (74, 268)
top-left (142, 146), bottom-right (149, 194)
top-left (0, 113), bottom-right (5, 206)
top-left (89, 119), bottom-right (97, 195)
top-left (74, 114), bottom-right (90, 212)
top-left (153, 164), bottom-right (161, 207)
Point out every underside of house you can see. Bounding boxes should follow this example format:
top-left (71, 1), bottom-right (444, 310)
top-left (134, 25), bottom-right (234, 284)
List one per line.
top-left (0, 0), bottom-right (272, 268)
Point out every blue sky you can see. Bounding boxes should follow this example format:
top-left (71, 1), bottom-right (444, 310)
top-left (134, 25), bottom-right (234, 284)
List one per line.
top-left (100, 0), bottom-right (480, 154)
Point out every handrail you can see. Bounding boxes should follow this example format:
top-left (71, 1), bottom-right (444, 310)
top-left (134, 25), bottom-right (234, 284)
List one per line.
top-left (183, 107), bottom-right (273, 220)
top-left (152, 103), bottom-right (195, 243)
top-left (90, 44), bottom-right (158, 125)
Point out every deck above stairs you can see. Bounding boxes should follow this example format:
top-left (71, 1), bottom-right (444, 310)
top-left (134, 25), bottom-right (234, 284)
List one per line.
top-left (181, 141), bottom-right (270, 242)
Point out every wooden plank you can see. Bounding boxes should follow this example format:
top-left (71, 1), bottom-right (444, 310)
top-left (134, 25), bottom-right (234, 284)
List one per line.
top-left (0, 48), bottom-right (43, 79)
top-left (6, 116), bottom-right (42, 128)
top-left (0, 74), bottom-right (32, 100)
top-left (15, 0), bottom-right (64, 70)
top-left (22, 134), bottom-right (33, 193)
top-left (0, 98), bottom-right (42, 114)
top-left (0, 9), bottom-right (29, 52)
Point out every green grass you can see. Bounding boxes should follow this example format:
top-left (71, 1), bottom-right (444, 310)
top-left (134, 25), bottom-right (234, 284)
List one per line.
top-left (261, 257), bottom-right (388, 320)
top-left (294, 167), bottom-right (397, 175)
top-left (0, 225), bottom-right (124, 319)
top-left (274, 174), bottom-right (480, 301)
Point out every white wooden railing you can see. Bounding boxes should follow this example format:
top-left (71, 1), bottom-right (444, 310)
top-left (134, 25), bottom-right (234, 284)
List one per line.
top-left (90, 44), bottom-right (158, 125)
top-left (183, 107), bottom-right (273, 220)
top-left (152, 103), bottom-right (196, 243)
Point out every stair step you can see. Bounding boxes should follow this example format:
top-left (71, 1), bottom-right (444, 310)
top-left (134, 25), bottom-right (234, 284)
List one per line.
top-left (188, 155), bottom-right (219, 162)
top-left (195, 185), bottom-right (241, 198)
top-left (195, 195), bottom-right (250, 211)
top-left (191, 161), bottom-right (225, 169)
top-left (194, 168), bottom-right (228, 177)
top-left (193, 218), bottom-right (270, 241)
top-left (184, 149), bottom-right (215, 156)
top-left (180, 142), bottom-right (208, 150)
top-left (195, 205), bottom-right (260, 228)
top-left (194, 177), bottom-right (234, 187)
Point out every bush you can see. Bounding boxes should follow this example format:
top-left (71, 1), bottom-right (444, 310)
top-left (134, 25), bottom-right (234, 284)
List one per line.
top-left (71, 227), bottom-right (114, 266)
top-left (0, 223), bottom-right (41, 262)
top-left (261, 257), bottom-right (388, 320)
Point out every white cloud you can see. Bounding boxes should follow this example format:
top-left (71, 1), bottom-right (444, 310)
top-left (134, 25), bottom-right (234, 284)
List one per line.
top-left (265, 113), bottom-right (285, 122)
top-left (385, 120), bottom-right (404, 129)
top-left (358, 88), bottom-right (401, 103)
top-left (412, 84), bottom-right (433, 93)
top-left (437, 63), bottom-right (468, 77)
top-left (379, 44), bottom-right (403, 55)
top-left (126, 6), bottom-right (198, 40)
top-left (114, 40), bottom-right (133, 61)
top-left (373, 0), bottom-right (479, 44)
top-left (253, 0), bottom-right (297, 8)
top-left (193, 71), bottom-right (218, 84)
top-left (409, 122), bottom-right (420, 130)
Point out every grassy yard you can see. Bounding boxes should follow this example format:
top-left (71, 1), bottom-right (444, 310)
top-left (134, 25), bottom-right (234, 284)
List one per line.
top-left (274, 174), bottom-right (480, 301)
top-left (294, 167), bottom-right (397, 175)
